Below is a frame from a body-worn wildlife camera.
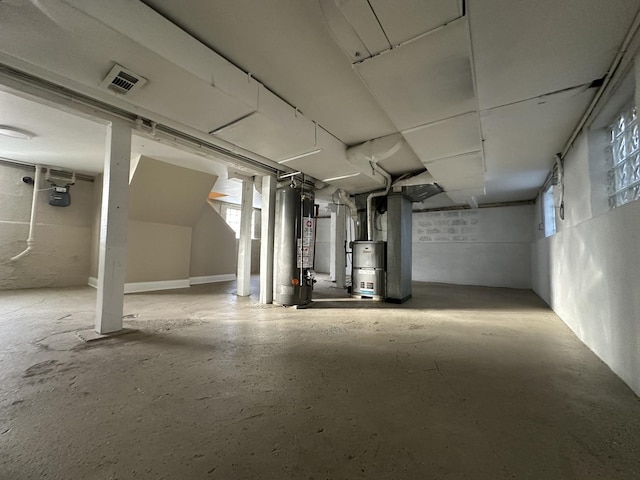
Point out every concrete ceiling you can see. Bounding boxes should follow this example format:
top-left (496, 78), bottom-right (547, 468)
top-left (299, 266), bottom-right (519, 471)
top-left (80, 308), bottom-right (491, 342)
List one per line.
top-left (0, 0), bottom-right (638, 207)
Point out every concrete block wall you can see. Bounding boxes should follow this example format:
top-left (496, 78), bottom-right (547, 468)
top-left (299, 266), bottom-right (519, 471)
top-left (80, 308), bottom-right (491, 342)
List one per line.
top-left (531, 130), bottom-right (640, 396)
top-left (412, 205), bottom-right (534, 289)
top-left (313, 204), bottom-right (533, 289)
top-left (0, 163), bottom-right (96, 290)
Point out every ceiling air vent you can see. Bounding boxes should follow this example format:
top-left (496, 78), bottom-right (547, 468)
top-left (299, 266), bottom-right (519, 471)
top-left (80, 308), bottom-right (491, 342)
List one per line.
top-left (100, 64), bottom-right (147, 95)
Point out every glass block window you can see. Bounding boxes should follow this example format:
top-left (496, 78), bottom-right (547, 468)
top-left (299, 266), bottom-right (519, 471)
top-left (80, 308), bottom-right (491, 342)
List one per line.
top-left (608, 105), bottom-right (640, 208)
top-left (542, 184), bottom-right (556, 237)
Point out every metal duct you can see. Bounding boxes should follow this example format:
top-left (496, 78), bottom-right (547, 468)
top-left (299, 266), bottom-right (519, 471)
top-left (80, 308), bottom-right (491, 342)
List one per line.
top-left (366, 163), bottom-right (392, 241)
top-left (402, 184), bottom-right (444, 203)
top-left (347, 135), bottom-right (404, 241)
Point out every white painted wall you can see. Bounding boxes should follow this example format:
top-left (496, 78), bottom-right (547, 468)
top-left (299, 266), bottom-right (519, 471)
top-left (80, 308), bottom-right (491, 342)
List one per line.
top-left (190, 203), bottom-right (237, 278)
top-left (126, 220), bottom-right (192, 283)
top-left (315, 217), bottom-right (331, 273)
top-left (0, 163), bottom-right (96, 289)
top-left (413, 206), bottom-right (534, 288)
top-left (531, 127), bottom-right (640, 396)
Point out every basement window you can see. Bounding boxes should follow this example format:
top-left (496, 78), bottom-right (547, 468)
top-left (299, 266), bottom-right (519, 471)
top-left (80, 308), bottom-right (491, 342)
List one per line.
top-left (608, 104), bottom-right (640, 208)
top-left (223, 205), bottom-right (260, 239)
top-left (224, 206), bottom-right (242, 238)
top-left (542, 184), bottom-right (556, 237)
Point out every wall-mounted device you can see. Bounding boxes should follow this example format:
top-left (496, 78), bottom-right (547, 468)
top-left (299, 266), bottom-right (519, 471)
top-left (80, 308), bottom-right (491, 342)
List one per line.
top-left (49, 185), bottom-right (71, 207)
top-left (46, 168), bottom-right (75, 207)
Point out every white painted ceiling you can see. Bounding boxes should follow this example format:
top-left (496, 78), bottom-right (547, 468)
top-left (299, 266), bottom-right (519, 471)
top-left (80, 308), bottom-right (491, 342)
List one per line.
top-left (0, 89), bottom-right (106, 172)
top-left (0, 89), bottom-right (259, 206)
top-left (0, 0), bottom-right (638, 207)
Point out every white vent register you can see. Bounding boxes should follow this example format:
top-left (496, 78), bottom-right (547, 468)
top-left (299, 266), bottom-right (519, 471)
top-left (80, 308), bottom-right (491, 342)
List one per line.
top-left (100, 64), bottom-right (147, 95)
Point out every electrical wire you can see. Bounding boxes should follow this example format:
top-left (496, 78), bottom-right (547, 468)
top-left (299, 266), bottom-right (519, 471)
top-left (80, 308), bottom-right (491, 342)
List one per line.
top-left (555, 154), bottom-right (565, 221)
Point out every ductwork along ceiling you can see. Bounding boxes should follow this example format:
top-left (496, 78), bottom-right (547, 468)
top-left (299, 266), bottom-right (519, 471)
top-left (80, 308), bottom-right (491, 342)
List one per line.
top-left (0, 0), bottom-right (639, 207)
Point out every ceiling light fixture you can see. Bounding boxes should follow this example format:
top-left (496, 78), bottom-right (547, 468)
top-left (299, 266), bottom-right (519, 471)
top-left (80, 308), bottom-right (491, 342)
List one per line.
top-left (0, 126), bottom-right (36, 140)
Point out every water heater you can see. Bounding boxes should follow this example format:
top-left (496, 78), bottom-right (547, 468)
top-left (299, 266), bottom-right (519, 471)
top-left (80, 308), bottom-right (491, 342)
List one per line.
top-left (274, 184), bottom-right (316, 306)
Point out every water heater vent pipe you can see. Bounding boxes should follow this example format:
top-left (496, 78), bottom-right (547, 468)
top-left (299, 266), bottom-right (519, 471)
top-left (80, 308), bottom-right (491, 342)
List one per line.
top-left (366, 163), bottom-right (392, 241)
top-left (338, 189), bottom-right (359, 238)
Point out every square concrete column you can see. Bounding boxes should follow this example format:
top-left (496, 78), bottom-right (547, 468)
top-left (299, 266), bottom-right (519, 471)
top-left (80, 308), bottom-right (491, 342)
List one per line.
top-left (237, 179), bottom-right (254, 297)
top-left (259, 175), bottom-right (277, 304)
top-left (386, 193), bottom-right (412, 303)
top-left (95, 120), bottom-right (131, 334)
top-left (330, 204), bottom-right (347, 288)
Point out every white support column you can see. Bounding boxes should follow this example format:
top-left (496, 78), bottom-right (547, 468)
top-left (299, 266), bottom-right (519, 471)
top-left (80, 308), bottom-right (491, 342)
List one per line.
top-left (259, 175), bottom-right (277, 304)
top-left (330, 205), bottom-right (347, 288)
top-left (95, 120), bottom-right (131, 334)
top-left (330, 210), bottom-right (337, 281)
top-left (237, 179), bottom-right (254, 297)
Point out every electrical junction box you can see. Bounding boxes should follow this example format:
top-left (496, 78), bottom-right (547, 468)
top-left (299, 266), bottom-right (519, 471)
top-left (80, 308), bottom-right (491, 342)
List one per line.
top-left (49, 185), bottom-right (71, 207)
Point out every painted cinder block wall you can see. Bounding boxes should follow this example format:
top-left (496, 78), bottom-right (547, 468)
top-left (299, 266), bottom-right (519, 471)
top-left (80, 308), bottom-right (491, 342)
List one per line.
top-left (313, 204), bottom-right (534, 289)
top-left (531, 129), bottom-right (640, 396)
top-left (0, 163), bottom-right (96, 290)
top-left (412, 205), bottom-right (534, 289)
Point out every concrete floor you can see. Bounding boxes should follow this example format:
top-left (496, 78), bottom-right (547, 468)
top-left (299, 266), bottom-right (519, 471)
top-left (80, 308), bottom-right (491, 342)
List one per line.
top-left (1, 277), bottom-right (640, 480)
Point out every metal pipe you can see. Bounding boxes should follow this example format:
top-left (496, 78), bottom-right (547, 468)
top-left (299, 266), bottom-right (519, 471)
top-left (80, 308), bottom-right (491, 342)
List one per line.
top-left (299, 176), bottom-right (305, 286)
top-left (338, 189), bottom-right (359, 239)
top-left (555, 154), bottom-right (565, 220)
top-left (366, 163), bottom-right (392, 241)
top-left (11, 165), bottom-right (42, 262)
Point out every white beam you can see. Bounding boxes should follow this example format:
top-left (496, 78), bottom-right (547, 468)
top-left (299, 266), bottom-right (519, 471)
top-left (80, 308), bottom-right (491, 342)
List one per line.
top-left (237, 180), bottom-right (254, 296)
top-left (330, 210), bottom-right (337, 281)
top-left (259, 175), bottom-right (277, 304)
top-left (95, 120), bottom-right (131, 334)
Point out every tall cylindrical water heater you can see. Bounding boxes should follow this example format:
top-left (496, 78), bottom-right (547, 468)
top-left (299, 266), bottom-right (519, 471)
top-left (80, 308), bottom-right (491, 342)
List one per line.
top-left (274, 184), bottom-right (315, 306)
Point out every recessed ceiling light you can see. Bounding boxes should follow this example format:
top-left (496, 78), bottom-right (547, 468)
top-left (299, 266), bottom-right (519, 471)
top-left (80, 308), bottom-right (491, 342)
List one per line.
top-left (0, 126), bottom-right (36, 140)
